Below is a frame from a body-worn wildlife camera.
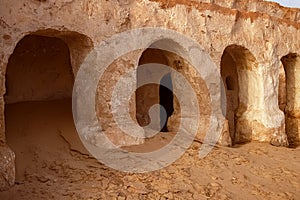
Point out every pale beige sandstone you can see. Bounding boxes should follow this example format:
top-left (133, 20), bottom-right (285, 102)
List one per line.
top-left (0, 0), bottom-right (299, 190)
top-left (278, 62), bottom-right (286, 112)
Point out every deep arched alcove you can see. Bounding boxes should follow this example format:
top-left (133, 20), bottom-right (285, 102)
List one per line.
top-left (5, 35), bottom-right (74, 103)
top-left (136, 48), bottom-right (174, 132)
top-left (4, 32), bottom-right (93, 182)
top-left (221, 48), bottom-right (239, 144)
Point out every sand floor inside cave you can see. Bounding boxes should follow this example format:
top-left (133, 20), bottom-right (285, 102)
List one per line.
top-left (0, 99), bottom-right (299, 199)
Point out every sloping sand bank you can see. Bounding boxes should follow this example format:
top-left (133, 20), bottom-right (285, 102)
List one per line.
top-left (0, 99), bottom-right (299, 199)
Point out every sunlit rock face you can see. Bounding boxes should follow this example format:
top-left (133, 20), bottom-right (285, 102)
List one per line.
top-left (0, 0), bottom-right (299, 190)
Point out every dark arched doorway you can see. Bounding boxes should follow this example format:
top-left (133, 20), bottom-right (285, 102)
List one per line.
top-left (159, 73), bottom-right (174, 132)
top-left (136, 48), bottom-right (174, 132)
top-left (221, 48), bottom-right (239, 144)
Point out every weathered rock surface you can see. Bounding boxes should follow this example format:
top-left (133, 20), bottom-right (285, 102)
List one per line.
top-left (0, 0), bottom-right (299, 190)
top-left (0, 145), bottom-right (15, 191)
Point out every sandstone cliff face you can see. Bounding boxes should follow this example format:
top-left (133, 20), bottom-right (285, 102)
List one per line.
top-left (0, 0), bottom-right (299, 190)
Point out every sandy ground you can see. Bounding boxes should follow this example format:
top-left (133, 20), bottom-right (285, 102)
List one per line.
top-left (0, 99), bottom-right (299, 199)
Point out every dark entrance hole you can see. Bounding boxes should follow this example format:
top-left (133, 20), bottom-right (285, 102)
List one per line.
top-left (159, 73), bottom-right (174, 132)
top-left (4, 34), bottom-right (90, 183)
top-left (136, 48), bottom-right (173, 132)
top-left (226, 76), bottom-right (235, 91)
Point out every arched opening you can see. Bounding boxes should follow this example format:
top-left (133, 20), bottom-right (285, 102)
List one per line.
top-left (125, 38), bottom-right (211, 152)
top-left (136, 48), bottom-right (174, 133)
top-left (281, 53), bottom-right (300, 147)
top-left (221, 49), bottom-right (239, 144)
top-left (221, 45), bottom-right (258, 144)
top-left (4, 33), bottom-right (92, 183)
top-left (5, 35), bottom-right (74, 103)
top-left (159, 73), bottom-right (174, 132)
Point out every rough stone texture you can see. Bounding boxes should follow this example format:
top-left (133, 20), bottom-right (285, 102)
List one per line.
top-left (281, 54), bottom-right (300, 146)
top-left (96, 51), bottom-right (145, 147)
top-left (278, 62), bottom-right (286, 111)
top-left (0, 145), bottom-right (15, 191)
top-left (165, 51), bottom-right (212, 141)
top-left (0, 0), bottom-right (300, 190)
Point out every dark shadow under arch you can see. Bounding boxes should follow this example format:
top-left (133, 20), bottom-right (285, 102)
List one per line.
top-left (159, 73), bottom-right (174, 132)
top-left (4, 32), bottom-right (92, 183)
top-left (136, 48), bottom-right (171, 130)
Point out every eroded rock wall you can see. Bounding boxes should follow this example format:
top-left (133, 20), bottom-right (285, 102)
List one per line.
top-left (0, 0), bottom-right (300, 190)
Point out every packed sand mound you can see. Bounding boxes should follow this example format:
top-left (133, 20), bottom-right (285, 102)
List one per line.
top-left (0, 99), bottom-right (299, 199)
